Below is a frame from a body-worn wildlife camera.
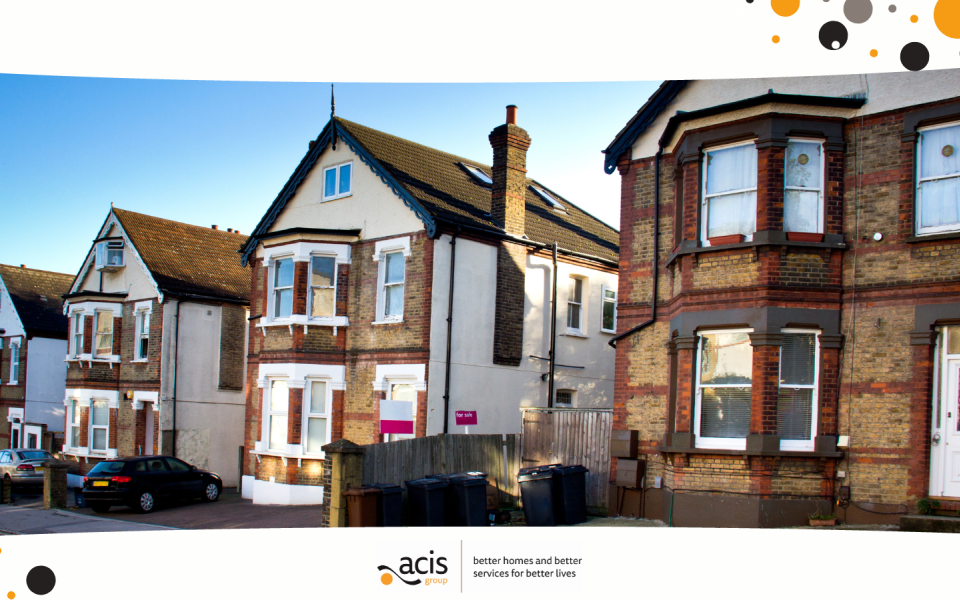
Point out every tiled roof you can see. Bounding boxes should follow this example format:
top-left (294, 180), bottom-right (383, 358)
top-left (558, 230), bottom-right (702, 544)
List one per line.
top-left (112, 209), bottom-right (251, 303)
top-left (0, 264), bottom-right (74, 335)
top-left (336, 118), bottom-right (619, 262)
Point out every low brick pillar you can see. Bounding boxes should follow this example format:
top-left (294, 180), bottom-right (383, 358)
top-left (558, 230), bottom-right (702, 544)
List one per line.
top-left (1, 477), bottom-right (11, 504)
top-left (42, 460), bottom-right (69, 510)
top-left (320, 439), bottom-right (365, 528)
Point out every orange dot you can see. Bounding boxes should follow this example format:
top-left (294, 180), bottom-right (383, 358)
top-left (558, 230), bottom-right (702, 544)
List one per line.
top-left (870, 49), bottom-right (878, 57)
top-left (911, 14), bottom-right (919, 22)
top-left (771, 0), bottom-right (800, 17)
top-left (772, 35), bottom-right (781, 43)
top-left (7, 592), bottom-right (14, 599)
top-left (934, 0), bottom-right (960, 39)
top-left (381, 573), bottom-right (393, 586)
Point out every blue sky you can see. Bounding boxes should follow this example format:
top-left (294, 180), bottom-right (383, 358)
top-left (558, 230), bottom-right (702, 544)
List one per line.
top-left (0, 76), bottom-right (659, 275)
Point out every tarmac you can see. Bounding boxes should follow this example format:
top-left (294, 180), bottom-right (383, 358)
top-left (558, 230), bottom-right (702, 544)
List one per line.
top-left (0, 504), bottom-right (174, 534)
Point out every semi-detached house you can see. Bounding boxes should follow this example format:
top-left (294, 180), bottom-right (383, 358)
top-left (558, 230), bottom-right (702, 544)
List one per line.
top-left (240, 106), bottom-right (619, 505)
top-left (605, 71), bottom-right (960, 527)
top-left (62, 208), bottom-right (250, 486)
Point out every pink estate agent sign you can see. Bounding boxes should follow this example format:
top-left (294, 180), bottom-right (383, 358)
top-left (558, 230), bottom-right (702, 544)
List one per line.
top-left (455, 411), bottom-right (478, 426)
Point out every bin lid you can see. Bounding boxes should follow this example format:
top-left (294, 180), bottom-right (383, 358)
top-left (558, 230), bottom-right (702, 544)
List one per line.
top-left (424, 473), bottom-right (460, 481)
top-left (368, 483), bottom-right (404, 494)
top-left (458, 471), bottom-right (488, 478)
top-left (405, 478), bottom-right (449, 490)
top-left (555, 465), bottom-right (589, 475)
top-left (517, 470), bottom-right (554, 483)
top-left (518, 464), bottom-right (560, 477)
top-left (449, 476), bottom-right (486, 488)
top-left (343, 486), bottom-right (381, 496)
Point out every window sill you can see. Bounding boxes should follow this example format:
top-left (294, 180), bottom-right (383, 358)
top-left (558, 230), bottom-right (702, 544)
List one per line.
top-left (372, 319), bottom-right (404, 326)
top-left (94, 265), bottom-right (125, 272)
top-left (563, 331), bottom-right (588, 338)
top-left (657, 445), bottom-right (843, 459)
top-left (600, 329), bottom-right (616, 335)
top-left (321, 192), bottom-right (353, 203)
top-left (62, 447), bottom-right (119, 459)
top-left (257, 315), bottom-right (350, 331)
top-left (131, 359), bottom-right (149, 364)
top-left (65, 355), bottom-right (121, 365)
top-left (906, 231), bottom-right (960, 243)
top-left (667, 231), bottom-right (847, 266)
top-left (250, 446), bottom-right (325, 464)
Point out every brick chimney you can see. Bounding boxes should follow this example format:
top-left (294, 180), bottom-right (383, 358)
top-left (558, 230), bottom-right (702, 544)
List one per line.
top-left (489, 105), bottom-right (531, 236)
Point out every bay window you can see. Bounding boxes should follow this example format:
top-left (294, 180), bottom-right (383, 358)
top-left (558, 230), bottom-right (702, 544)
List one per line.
top-left (695, 329), bottom-right (753, 449)
top-left (268, 380), bottom-right (288, 451)
top-left (95, 312), bottom-right (113, 358)
top-left (309, 256), bottom-right (337, 318)
top-left (304, 380), bottom-right (329, 453)
top-left (784, 140), bottom-right (824, 234)
top-left (778, 330), bottom-right (820, 450)
top-left (702, 142), bottom-right (757, 244)
top-left (70, 399), bottom-right (81, 448)
top-left (916, 121), bottom-right (960, 235)
top-left (72, 313), bottom-right (84, 357)
top-left (273, 258), bottom-right (294, 319)
top-left (90, 400), bottom-right (109, 452)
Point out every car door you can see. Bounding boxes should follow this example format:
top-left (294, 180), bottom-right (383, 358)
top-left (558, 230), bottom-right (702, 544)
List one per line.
top-left (164, 458), bottom-right (203, 499)
top-left (144, 458), bottom-right (176, 499)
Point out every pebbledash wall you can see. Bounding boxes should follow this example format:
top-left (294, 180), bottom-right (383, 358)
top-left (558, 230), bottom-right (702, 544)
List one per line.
top-left (609, 72), bottom-right (960, 527)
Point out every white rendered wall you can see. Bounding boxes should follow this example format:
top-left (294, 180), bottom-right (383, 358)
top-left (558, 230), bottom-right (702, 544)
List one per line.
top-left (24, 337), bottom-right (67, 432)
top-left (427, 235), bottom-right (616, 435)
top-left (74, 224), bottom-right (160, 301)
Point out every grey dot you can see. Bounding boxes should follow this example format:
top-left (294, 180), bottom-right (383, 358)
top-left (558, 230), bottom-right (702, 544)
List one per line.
top-left (888, 4), bottom-right (896, 12)
top-left (844, 0), bottom-right (874, 23)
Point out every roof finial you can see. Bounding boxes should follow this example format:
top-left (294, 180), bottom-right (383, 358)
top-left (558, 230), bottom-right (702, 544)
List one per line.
top-left (331, 83), bottom-right (335, 119)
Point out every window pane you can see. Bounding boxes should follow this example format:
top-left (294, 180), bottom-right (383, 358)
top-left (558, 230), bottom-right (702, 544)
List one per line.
top-left (385, 252), bottom-right (405, 284)
top-left (569, 278), bottom-right (582, 302)
top-left (920, 125), bottom-right (960, 179)
top-left (385, 284), bottom-right (404, 317)
top-left (71, 401), bottom-right (80, 426)
top-left (602, 300), bottom-right (615, 331)
top-left (784, 190), bottom-right (820, 233)
top-left (270, 380), bottom-right (288, 412)
top-left (92, 401), bottom-right (109, 426)
top-left (71, 427), bottom-right (81, 448)
top-left (604, 289), bottom-right (616, 300)
top-left (705, 145), bottom-right (757, 195)
top-left (391, 384), bottom-right (416, 411)
top-left (556, 390), bottom-right (573, 405)
top-left (307, 417), bottom-right (327, 453)
top-left (777, 388), bottom-right (813, 440)
top-left (310, 381), bottom-right (326, 413)
top-left (97, 312), bottom-right (113, 334)
top-left (274, 258), bottom-right (293, 288)
top-left (92, 428), bottom-right (107, 450)
top-left (269, 416), bottom-right (287, 450)
top-left (324, 168), bottom-right (337, 197)
top-left (780, 334), bottom-right (816, 386)
top-left (275, 289), bottom-right (292, 318)
top-left (74, 315), bottom-right (83, 334)
top-left (568, 303), bottom-right (581, 330)
top-left (310, 257), bottom-right (336, 287)
top-left (700, 387), bottom-right (752, 438)
top-left (106, 248), bottom-right (123, 266)
top-left (339, 164), bottom-right (352, 194)
top-left (700, 332), bottom-right (752, 385)
top-left (311, 288), bottom-right (335, 317)
top-left (785, 142), bottom-right (822, 189)
top-left (139, 337), bottom-right (149, 359)
top-left (948, 326), bottom-right (960, 355)
top-left (707, 191), bottom-right (756, 238)
top-left (919, 178), bottom-right (960, 228)
top-left (96, 243), bottom-right (104, 266)
top-left (96, 334), bottom-right (112, 357)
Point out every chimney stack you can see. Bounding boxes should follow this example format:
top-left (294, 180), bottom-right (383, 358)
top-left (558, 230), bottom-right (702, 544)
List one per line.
top-left (489, 105), bottom-right (531, 236)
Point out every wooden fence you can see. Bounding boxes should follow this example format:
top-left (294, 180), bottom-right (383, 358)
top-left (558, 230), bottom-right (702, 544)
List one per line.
top-left (361, 434), bottom-right (522, 508)
top-left (520, 408), bottom-right (612, 508)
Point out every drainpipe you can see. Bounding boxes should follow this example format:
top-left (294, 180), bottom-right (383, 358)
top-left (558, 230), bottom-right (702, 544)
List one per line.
top-left (609, 144), bottom-right (663, 349)
top-left (171, 301), bottom-right (181, 457)
top-left (547, 242), bottom-right (558, 408)
top-left (442, 227), bottom-right (460, 434)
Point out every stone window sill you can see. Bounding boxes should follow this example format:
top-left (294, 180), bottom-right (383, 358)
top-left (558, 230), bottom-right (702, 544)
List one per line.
top-left (656, 445), bottom-right (843, 459)
top-left (905, 231), bottom-right (960, 243)
top-left (249, 448), bottom-right (325, 465)
top-left (667, 232), bottom-right (847, 266)
top-left (372, 319), bottom-right (404, 326)
top-left (563, 331), bottom-right (589, 339)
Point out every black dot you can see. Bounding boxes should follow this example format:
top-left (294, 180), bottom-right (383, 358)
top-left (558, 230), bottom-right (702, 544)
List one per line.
top-left (746, 0), bottom-right (754, 3)
top-left (900, 42), bottom-right (929, 71)
top-left (26, 566), bottom-right (56, 595)
top-left (819, 21), bottom-right (849, 50)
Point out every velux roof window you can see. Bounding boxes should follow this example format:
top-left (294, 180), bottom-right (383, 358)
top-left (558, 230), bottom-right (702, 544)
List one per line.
top-left (530, 186), bottom-right (566, 212)
top-left (461, 163), bottom-right (492, 185)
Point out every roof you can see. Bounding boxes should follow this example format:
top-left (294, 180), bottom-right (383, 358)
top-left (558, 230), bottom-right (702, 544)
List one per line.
top-left (243, 117), bottom-right (619, 264)
top-left (0, 264), bottom-right (74, 336)
top-left (602, 80), bottom-right (688, 173)
top-left (111, 209), bottom-right (251, 303)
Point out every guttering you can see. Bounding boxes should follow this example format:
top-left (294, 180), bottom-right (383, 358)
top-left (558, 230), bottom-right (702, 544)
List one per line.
top-left (442, 226), bottom-right (460, 434)
top-left (171, 302), bottom-right (181, 458)
top-left (256, 227), bottom-right (361, 241)
top-left (609, 144), bottom-right (662, 349)
top-left (547, 243), bottom-right (559, 408)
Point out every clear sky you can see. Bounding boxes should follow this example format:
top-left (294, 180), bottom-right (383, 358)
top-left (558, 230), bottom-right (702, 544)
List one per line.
top-left (0, 76), bottom-right (660, 275)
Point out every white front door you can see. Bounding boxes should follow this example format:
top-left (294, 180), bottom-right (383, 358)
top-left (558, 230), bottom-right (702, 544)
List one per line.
top-left (935, 360), bottom-right (960, 497)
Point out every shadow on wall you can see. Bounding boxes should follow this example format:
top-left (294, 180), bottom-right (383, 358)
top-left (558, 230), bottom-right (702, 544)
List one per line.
top-left (175, 428), bottom-right (211, 469)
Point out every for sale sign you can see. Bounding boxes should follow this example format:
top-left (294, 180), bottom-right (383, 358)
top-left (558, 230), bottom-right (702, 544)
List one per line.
top-left (380, 400), bottom-right (414, 434)
top-left (455, 410), bottom-right (478, 426)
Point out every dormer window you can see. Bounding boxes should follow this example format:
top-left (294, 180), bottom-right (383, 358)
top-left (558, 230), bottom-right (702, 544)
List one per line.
top-left (322, 162), bottom-right (353, 201)
top-left (95, 240), bottom-right (124, 270)
top-left (462, 163), bottom-right (493, 185)
top-left (701, 141), bottom-right (758, 245)
top-left (531, 186), bottom-right (567, 212)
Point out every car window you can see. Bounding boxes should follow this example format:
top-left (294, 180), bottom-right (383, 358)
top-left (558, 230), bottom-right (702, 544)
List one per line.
top-left (135, 461), bottom-right (147, 472)
top-left (146, 459), bottom-right (167, 473)
top-left (0, 452), bottom-right (10, 463)
top-left (165, 458), bottom-right (190, 473)
top-left (18, 451), bottom-right (52, 461)
top-left (88, 461), bottom-right (126, 475)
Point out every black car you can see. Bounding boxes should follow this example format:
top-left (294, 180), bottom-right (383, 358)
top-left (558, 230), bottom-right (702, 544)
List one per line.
top-left (82, 456), bottom-right (222, 514)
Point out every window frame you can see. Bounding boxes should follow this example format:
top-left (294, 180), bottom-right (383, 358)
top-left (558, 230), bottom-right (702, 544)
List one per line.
top-left (266, 379), bottom-right (289, 452)
top-left (383, 380), bottom-right (418, 442)
top-left (72, 313), bottom-right (84, 357)
top-left (915, 120), bottom-right (960, 236)
top-left (271, 257), bottom-right (295, 320)
top-left (777, 328), bottom-right (821, 452)
top-left (94, 240), bottom-right (125, 270)
top-left (69, 399), bottom-right (82, 449)
top-left (302, 379), bottom-right (332, 455)
top-left (700, 140), bottom-right (759, 246)
top-left (566, 276), bottom-right (586, 336)
top-left (89, 399), bottom-right (109, 454)
top-left (94, 311), bottom-right (113, 359)
top-left (783, 138), bottom-right (826, 235)
top-left (694, 327), bottom-right (754, 450)
top-left (321, 161), bottom-right (354, 202)
top-left (600, 285), bottom-right (617, 334)
top-left (555, 389), bottom-right (576, 407)
top-left (307, 254), bottom-right (338, 321)
top-left (9, 340), bottom-right (19, 384)
top-left (377, 250), bottom-right (406, 324)
top-left (133, 303), bottom-right (151, 362)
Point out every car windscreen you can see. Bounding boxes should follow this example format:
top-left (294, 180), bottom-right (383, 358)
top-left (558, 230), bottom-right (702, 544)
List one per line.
top-left (87, 461), bottom-right (127, 476)
top-left (17, 451), bottom-right (52, 461)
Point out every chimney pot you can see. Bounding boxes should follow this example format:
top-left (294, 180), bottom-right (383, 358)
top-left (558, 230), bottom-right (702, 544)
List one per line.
top-left (235, 230), bottom-right (241, 235)
top-left (211, 225), bottom-right (218, 230)
top-left (506, 105), bottom-right (518, 125)
top-left (20, 264), bottom-right (25, 269)
top-left (227, 228), bottom-right (233, 233)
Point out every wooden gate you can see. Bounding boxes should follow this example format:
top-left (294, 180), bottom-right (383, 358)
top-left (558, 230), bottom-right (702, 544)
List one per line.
top-left (520, 408), bottom-right (612, 508)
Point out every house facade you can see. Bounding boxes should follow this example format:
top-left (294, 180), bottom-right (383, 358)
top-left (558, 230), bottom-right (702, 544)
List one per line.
top-left (0, 264), bottom-right (74, 451)
top-left (61, 208), bottom-right (250, 486)
top-left (605, 72), bottom-right (960, 527)
top-left (240, 107), bottom-right (619, 504)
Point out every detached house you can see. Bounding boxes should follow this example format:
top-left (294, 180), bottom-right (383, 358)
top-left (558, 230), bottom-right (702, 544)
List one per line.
top-left (0, 264), bottom-right (73, 450)
top-left (62, 208), bottom-right (250, 486)
top-left (240, 106), bottom-right (619, 504)
top-left (605, 71), bottom-right (960, 527)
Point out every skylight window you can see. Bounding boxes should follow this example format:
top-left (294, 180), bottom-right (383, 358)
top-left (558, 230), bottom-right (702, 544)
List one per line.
top-left (531, 186), bottom-right (566, 212)
top-left (461, 163), bottom-right (492, 185)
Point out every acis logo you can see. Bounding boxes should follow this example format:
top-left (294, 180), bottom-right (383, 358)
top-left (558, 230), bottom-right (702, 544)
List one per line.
top-left (378, 551), bottom-right (448, 587)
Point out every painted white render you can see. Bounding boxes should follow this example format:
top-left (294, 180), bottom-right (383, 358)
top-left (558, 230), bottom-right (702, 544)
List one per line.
top-left (73, 224), bottom-right (160, 301)
top-left (632, 72), bottom-right (960, 158)
top-left (270, 143), bottom-right (424, 240)
top-left (427, 234), bottom-right (616, 435)
top-left (24, 337), bottom-right (67, 432)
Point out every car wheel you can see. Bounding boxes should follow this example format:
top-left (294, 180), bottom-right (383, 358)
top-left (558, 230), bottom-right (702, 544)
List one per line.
top-left (202, 481), bottom-right (220, 502)
top-left (135, 490), bottom-right (157, 514)
top-left (88, 502), bottom-right (111, 514)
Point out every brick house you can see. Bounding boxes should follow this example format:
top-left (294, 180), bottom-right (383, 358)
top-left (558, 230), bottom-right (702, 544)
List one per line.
top-left (61, 208), bottom-right (250, 485)
top-left (604, 72), bottom-right (960, 527)
top-left (0, 264), bottom-right (74, 450)
top-left (239, 107), bottom-right (619, 504)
